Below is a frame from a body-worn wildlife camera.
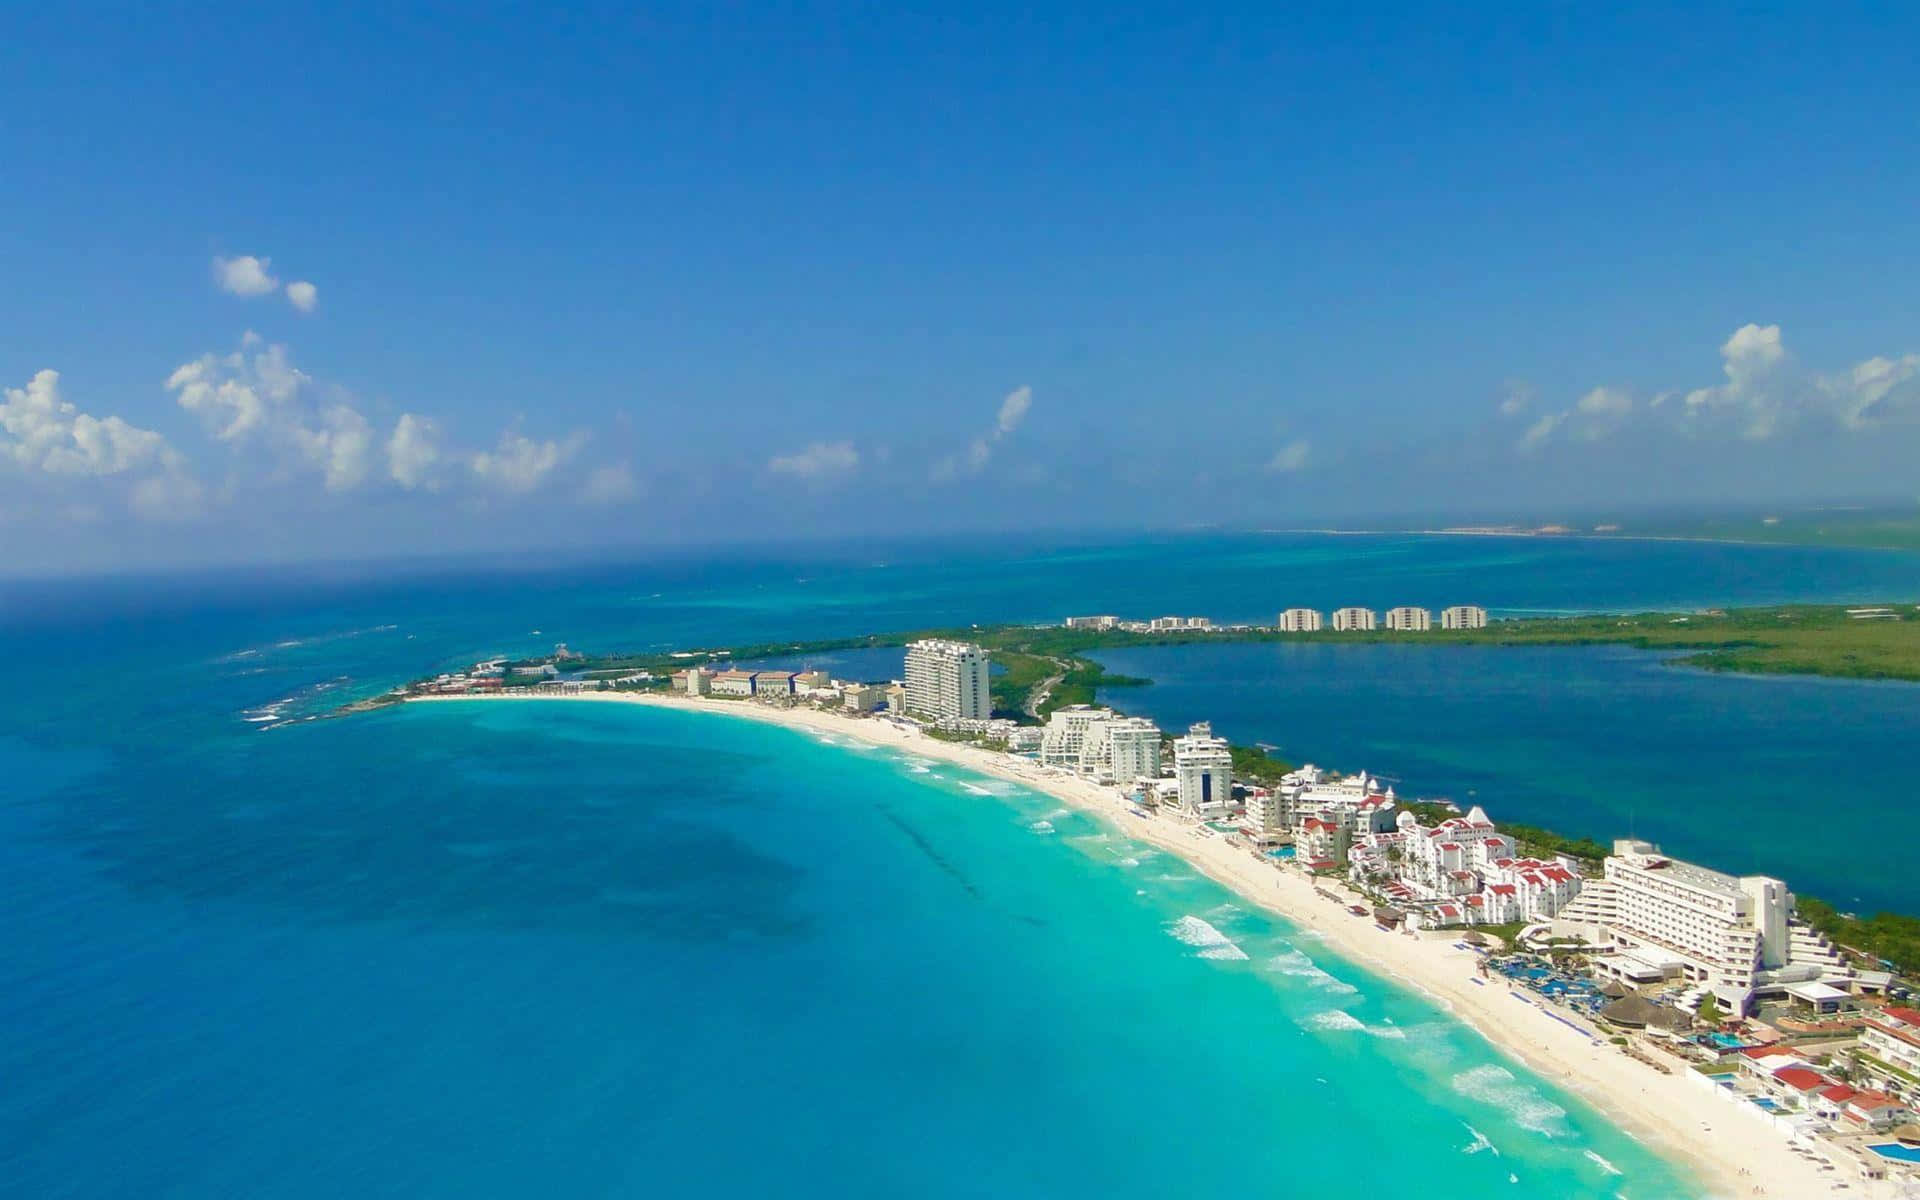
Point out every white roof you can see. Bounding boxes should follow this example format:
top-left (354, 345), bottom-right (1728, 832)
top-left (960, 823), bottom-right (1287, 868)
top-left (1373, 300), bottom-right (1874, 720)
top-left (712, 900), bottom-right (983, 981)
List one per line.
top-left (1784, 981), bottom-right (1849, 1003)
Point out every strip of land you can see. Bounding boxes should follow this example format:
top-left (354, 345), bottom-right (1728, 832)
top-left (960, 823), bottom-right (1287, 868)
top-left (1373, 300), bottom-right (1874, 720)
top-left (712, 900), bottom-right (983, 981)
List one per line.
top-left (409, 688), bottom-right (1862, 1198)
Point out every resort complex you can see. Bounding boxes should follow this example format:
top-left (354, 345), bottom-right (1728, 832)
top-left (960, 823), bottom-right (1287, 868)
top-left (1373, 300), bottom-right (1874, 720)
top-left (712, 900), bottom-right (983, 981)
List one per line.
top-left (393, 620), bottom-right (1920, 1196)
top-left (1060, 606), bottom-right (1488, 635)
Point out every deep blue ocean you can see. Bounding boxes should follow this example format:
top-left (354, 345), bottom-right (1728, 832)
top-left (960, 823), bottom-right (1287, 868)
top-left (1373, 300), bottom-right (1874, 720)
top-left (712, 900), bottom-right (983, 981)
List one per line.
top-left (5, 532), bottom-right (1918, 1198)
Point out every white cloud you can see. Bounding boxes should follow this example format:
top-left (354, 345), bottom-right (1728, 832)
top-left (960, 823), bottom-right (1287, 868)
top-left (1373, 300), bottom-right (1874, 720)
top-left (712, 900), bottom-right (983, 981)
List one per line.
top-left (291, 404), bottom-right (374, 491)
top-left (1, 369), bottom-right (201, 519)
top-left (387, 414), bottom-right (441, 489)
top-left (1499, 379), bottom-right (1535, 417)
top-left (285, 281), bottom-right (318, 313)
top-left (469, 431), bottom-right (580, 493)
top-left (1516, 323), bottom-right (1920, 454)
top-left (996, 385), bottom-right (1032, 435)
top-left (1680, 323), bottom-right (1792, 439)
top-left (768, 440), bottom-right (860, 484)
top-left (1266, 439), bottom-right (1311, 473)
top-left (167, 335), bottom-right (310, 442)
top-left (1518, 412), bottom-right (1565, 452)
top-left (213, 255), bottom-right (280, 297)
top-left (934, 385), bottom-right (1034, 481)
top-left (2, 369), bottom-right (181, 477)
top-left (580, 462), bottom-right (640, 505)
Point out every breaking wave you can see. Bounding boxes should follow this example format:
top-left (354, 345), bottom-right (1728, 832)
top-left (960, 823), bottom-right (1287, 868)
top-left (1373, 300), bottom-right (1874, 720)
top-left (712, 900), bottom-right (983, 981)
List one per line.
top-left (1449, 1064), bottom-right (1571, 1137)
top-left (1167, 915), bottom-right (1249, 960)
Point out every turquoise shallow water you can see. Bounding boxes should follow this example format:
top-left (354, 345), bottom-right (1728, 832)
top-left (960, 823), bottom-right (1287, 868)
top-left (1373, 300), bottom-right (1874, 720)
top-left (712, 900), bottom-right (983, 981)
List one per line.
top-left (0, 701), bottom-right (1695, 1197)
top-left (4, 532), bottom-right (1917, 1197)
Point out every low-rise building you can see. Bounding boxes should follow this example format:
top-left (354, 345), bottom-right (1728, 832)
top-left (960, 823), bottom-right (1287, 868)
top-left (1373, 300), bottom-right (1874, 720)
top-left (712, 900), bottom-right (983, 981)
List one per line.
top-left (1441, 605), bottom-right (1489, 630)
top-left (1331, 607), bottom-right (1377, 632)
top-left (842, 682), bottom-right (887, 712)
top-left (1148, 615), bottom-right (1213, 632)
top-left (1857, 1006), bottom-right (1920, 1103)
top-left (1384, 606), bottom-right (1432, 632)
top-left (1064, 615), bottom-right (1120, 630)
top-left (710, 669), bottom-right (757, 696)
top-left (753, 670), bottom-right (799, 696)
top-left (1276, 608), bottom-right (1323, 632)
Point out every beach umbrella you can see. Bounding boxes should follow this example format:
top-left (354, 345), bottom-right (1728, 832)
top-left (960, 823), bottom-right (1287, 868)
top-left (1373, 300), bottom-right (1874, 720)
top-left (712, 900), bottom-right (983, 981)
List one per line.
top-left (1598, 980), bottom-right (1631, 999)
top-left (1894, 1123), bottom-right (1920, 1145)
top-left (1462, 931), bottom-right (1489, 946)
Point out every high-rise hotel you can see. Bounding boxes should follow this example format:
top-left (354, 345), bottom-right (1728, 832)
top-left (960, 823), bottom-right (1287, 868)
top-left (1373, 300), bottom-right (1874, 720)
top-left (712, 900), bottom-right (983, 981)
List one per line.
top-left (902, 639), bottom-right (992, 722)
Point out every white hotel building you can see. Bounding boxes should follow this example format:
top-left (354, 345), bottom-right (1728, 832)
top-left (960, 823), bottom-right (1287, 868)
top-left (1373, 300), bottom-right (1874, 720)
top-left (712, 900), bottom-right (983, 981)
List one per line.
top-left (1277, 608), bottom-right (1324, 632)
top-left (1085, 716), bottom-right (1163, 784)
top-left (1441, 605), bottom-right (1488, 630)
top-left (1384, 606), bottom-right (1431, 631)
top-left (1039, 705), bottom-right (1113, 769)
top-left (1172, 722), bottom-right (1234, 818)
top-left (903, 639), bottom-right (992, 722)
top-left (1331, 607), bottom-right (1377, 632)
top-left (1553, 839), bottom-right (1847, 1012)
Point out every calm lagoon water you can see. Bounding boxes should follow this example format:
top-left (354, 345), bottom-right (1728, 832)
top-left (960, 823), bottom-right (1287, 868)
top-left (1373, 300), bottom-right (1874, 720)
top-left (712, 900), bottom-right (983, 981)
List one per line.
top-left (1093, 642), bottom-right (1920, 915)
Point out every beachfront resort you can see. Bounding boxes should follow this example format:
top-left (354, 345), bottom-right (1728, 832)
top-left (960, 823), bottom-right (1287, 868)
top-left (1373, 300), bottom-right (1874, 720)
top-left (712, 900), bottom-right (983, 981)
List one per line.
top-left (396, 623), bottom-right (1920, 1193)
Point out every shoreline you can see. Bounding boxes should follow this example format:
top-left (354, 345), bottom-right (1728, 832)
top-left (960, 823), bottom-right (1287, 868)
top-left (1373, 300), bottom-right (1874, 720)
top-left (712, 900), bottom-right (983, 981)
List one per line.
top-left (411, 690), bottom-right (1857, 1199)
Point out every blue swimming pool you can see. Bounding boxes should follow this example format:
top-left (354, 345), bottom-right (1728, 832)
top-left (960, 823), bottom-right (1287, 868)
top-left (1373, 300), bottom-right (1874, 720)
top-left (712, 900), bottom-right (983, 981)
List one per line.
top-left (1870, 1143), bottom-right (1920, 1163)
top-left (1749, 1097), bottom-right (1780, 1113)
top-left (1266, 846), bottom-right (1294, 859)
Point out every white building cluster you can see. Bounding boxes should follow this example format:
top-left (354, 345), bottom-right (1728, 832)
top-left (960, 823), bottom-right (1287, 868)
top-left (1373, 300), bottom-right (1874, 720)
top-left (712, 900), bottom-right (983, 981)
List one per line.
top-left (1060, 607), bottom-right (1490, 634)
top-left (1036, 705), bottom-right (1165, 787)
top-left (1551, 840), bottom-right (1852, 1013)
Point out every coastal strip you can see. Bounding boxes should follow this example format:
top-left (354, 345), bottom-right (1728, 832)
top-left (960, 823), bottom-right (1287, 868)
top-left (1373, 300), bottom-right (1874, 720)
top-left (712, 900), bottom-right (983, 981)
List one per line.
top-left (407, 689), bottom-right (1850, 1200)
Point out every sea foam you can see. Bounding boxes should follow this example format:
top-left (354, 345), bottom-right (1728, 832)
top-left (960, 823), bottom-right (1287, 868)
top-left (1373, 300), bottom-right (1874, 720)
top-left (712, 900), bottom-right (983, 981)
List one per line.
top-left (1167, 915), bottom-right (1249, 960)
top-left (1449, 1064), bottom-right (1570, 1137)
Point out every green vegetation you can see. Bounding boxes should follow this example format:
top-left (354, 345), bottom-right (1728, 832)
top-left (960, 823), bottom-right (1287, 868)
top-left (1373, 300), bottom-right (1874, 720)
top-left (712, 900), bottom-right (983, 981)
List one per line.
top-left (1477, 920), bottom-right (1529, 947)
top-left (1498, 823), bottom-right (1609, 870)
top-left (1697, 992), bottom-right (1721, 1026)
top-left (1229, 743), bottom-right (1295, 785)
top-left (1795, 897), bottom-right (1920, 977)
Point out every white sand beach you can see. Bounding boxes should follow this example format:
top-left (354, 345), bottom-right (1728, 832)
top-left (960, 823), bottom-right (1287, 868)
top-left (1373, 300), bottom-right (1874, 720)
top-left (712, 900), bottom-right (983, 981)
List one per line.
top-left (413, 690), bottom-right (1871, 1200)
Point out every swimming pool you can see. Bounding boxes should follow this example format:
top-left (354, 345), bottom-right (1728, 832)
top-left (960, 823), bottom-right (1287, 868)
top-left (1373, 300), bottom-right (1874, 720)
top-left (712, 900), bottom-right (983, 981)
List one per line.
top-left (1869, 1143), bottom-right (1920, 1163)
top-left (1749, 1097), bottom-right (1781, 1113)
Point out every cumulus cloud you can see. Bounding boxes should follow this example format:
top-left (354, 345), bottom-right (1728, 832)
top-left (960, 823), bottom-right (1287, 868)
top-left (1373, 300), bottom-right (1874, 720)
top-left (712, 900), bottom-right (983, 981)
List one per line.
top-left (213, 255), bottom-right (280, 297)
top-left (768, 440), bottom-right (859, 484)
top-left (2, 370), bottom-right (181, 478)
top-left (285, 281), bottom-right (318, 313)
top-left (167, 333), bottom-right (307, 442)
top-left (934, 385), bottom-right (1033, 481)
top-left (1, 369), bottom-right (201, 518)
top-left (469, 431), bottom-right (581, 493)
top-left (291, 403), bottom-right (374, 492)
top-left (1266, 439), bottom-right (1311, 473)
top-left (1516, 323), bottom-right (1920, 453)
top-left (387, 413), bottom-right (441, 490)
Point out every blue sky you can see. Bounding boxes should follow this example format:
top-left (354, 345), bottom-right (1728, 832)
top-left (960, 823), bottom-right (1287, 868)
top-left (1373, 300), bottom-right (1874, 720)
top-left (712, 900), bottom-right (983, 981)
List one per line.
top-left (4, 3), bottom-right (1918, 572)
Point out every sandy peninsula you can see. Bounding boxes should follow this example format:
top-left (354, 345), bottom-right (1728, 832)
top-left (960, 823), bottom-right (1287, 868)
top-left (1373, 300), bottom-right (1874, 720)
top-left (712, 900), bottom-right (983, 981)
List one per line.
top-left (411, 689), bottom-right (1865, 1200)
